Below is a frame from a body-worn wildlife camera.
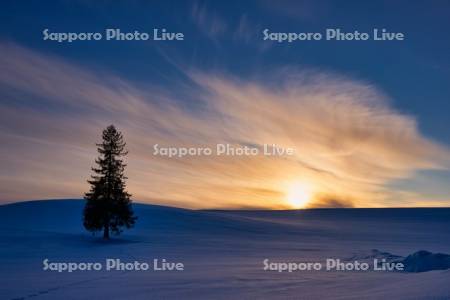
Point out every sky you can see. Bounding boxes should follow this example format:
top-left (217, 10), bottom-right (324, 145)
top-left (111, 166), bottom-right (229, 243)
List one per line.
top-left (0, 0), bottom-right (450, 209)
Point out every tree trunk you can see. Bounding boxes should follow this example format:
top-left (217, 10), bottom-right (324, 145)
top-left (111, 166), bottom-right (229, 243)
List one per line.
top-left (103, 224), bottom-right (110, 239)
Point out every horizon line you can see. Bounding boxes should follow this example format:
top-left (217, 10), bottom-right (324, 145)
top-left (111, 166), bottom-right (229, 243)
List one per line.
top-left (1, 198), bottom-right (449, 211)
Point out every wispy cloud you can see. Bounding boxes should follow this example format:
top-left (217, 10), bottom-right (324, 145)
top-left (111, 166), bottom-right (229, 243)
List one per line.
top-left (0, 42), bottom-right (449, 208)
top-left (191, 1), bottom-right (227, 41)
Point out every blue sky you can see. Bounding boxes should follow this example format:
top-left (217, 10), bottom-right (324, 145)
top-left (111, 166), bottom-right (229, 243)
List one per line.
top-left (2, 1), bottom-right (450, 140)
top-left (0, 0), bottom-right (449, 208)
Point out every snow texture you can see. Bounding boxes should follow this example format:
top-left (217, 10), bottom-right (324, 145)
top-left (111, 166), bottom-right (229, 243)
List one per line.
top-left (0, 200), bottom-right (449, 299)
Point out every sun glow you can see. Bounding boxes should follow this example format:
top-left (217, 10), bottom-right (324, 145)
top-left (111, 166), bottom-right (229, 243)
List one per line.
top-left (286, 182), bottom-right (312, 209)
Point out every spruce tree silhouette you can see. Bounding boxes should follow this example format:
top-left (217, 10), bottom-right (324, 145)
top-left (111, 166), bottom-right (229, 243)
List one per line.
top-left (84, 125), bottom-right (136, 239)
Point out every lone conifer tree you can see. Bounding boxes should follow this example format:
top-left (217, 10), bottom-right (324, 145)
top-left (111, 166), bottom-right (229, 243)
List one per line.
top-left (84, 125), bottom-right (136, 239)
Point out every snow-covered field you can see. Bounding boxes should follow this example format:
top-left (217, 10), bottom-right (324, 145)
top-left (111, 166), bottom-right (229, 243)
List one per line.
top-left (0, 200), bottom-right (449, 299)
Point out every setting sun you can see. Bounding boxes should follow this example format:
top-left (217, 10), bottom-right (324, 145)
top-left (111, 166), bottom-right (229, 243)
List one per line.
top-left (286, 182), bottom-right (312, 209)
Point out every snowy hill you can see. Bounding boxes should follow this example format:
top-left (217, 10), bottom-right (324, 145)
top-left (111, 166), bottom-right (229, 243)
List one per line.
top-left (0, 200), bottom-right (449, 299)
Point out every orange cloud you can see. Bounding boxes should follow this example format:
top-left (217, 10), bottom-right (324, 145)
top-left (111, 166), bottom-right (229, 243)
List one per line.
top-left (0, 42), bottom-right (449, 208)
